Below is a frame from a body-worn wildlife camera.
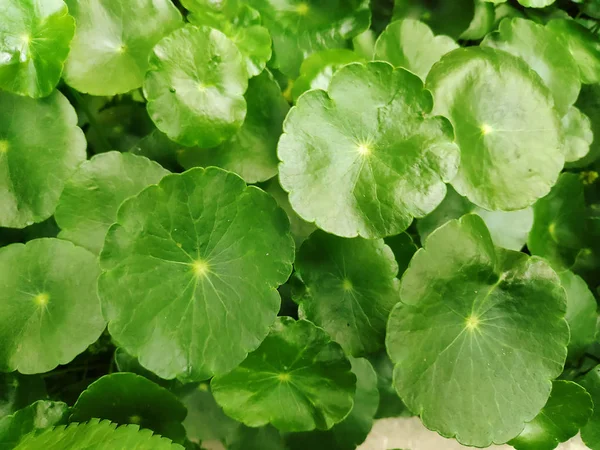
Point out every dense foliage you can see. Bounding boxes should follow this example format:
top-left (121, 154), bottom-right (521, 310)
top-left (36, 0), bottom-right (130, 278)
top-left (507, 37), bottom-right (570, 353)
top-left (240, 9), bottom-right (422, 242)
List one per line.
top-left (2, 0), bottom-right (600, 449)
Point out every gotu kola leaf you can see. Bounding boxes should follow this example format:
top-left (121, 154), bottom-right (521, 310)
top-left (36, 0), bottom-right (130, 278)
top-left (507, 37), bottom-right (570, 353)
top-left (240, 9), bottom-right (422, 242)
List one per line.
top-left (278, 61), bottom-right (459, 239)
top-left (427, 47), bottom-right (563, 211)
top-left (211, 317), bottom-right (356, 432)
top-left (561, 106), bottom-right (593, 163)
top-left (580, 366), bottom-right (600, 450)
top-left (0, 0), bottom-right (74, 98)
top-left (386, 214), bottom-right (569, 447)
top-left (98, 167), bottom-right (294, 381)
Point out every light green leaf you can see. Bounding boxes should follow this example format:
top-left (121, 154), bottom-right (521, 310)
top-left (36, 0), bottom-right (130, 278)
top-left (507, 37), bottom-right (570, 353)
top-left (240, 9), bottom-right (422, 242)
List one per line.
top-left (0, 0), bottom-right (74, 98)
top-left (55, 152), bottom-right (169, 255)
top-left (14, 419), bottom-right (184, 450)
top-left (71, 373), bottom-right (187, 442)
top-left (427, 47), bottom-right (563, 211)
top-left (211, 317), bottom-right (356, 432)
top-left (278, 61), bottom-right (459, 239)
top-left (0, 90), bottom-right (86, 228)
top-left (509, 381), bottom-right (593, 450)
top-left (517, 0), bottom-right (556, 7)
top-left (481, 17), bottom-right (580, 116)
top-left (374, 20), bottom-right (458, 80)
top-left (569, 84), bottom-right (600, 168)
top-left (292, 49), bottom-right (365, 101)
top-left (286, 357), bottom-right (379, 450)
top-left (579, 366), bottom-right (600, 450)
top-left (352, 29), bottom-right (377, 60)
top-left (177, 69), bottom-right (288, 183)
top-left (562, 106), bottom-right (593, 163)
top-left (0, 400), bottom-right (68, 450)
top-left (144, 25), bottom-right (249, 148)
top-left (392, 0), bottom-right (475, 39)
top-left (98, 167), bottom-right (294, 381)
top-left (386, 214), bottom-right (569, 447)
top-left (63, 0), bottom-right (183, 95)
top-left (547, 18), bottom-right (600, 85)
top-left (295, 230), bottom-right (400, 356)
top-left (0, 239), bottom-right (106, 373)
top-left (460, 1), bottom-right (495, 41)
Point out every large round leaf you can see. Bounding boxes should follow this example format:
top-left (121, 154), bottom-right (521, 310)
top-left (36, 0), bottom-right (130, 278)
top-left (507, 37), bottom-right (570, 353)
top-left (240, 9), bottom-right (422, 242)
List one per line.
top-left (278, 62), bottom-right (459, 239)
top-left (98, 167), bottom-right (294, 381)
top-left (0, 239), bottom-right (106, 373)
top-left (386, 214), bottom-right (569, 447)
top-left (509, 381), bottom-right (593, 450)
top-left (144, 25), bottom-right (249, 148)
top-left (63, 0), bottom-right (183, 95)
top-left (580, 366), bottom-right (600, 450)
top-left (245, 0), bottom-right (370, 77)
top-left (55, 152), bottom-right (169, 255)
top-left (295, 230), bottom-right (400, 356)
top-left (0, 90), bottom-right (86, 228)
top-left (374, 19), bottom-right (458, 80)
top-left (211, 317), bottom-right (356, 432)
top-left (392, 0), bottom-right (475, 39)
top-left (481, 17), bottom-right (580, 116)
top-left (0, 0), bottom-right (74, 98)
top-left (70, 373), bottom-right (187, 442)
top-left (286, 357), bottom-right (379, 450)
top-left (177, 69), bottom-right (288, 183)
top-left (427, 47), bottom-right (563, 211)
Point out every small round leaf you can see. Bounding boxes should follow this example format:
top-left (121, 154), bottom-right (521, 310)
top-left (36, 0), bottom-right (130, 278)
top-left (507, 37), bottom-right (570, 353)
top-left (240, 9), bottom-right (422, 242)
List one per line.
top-left (211, 317), bottom-right (356, 432)
top-left (278, 61), bottom-right (459, 239)
top-left (562, 106), bottom-right (593, 163)
top-left (98, 167), bottom-right (294, 381)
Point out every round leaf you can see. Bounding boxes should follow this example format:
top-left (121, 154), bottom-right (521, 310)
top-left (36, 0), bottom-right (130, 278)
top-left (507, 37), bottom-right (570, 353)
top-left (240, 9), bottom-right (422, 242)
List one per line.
top-left (211, 317), bottom-right (356, 432)
top-left (295, 230), bottom-right (400, 356)
top-left (177, 69), bottom-right (289, 183)
top-left (0, 90), bottom-right (86, 228)
top-left (63, 0), bottom-right (183, 95)
top-left (392, 0), bottom-right (475, 39)
top-left (481, 17), bottom-right (580, 116)
top-left (144, 25), bottom-right (249, 148)
top-left (460, 1), bottom-right (495, 41)
top-left (70, 373), bottom-right (187, 442)
top-left (245, 0), bottom-right (371, 77)
top-left (286, 357), bottom-right (379, 450)
top-left (509, 381), bottom-right (593, 450)
top-left (0, 0), bottom-right (74, 98)
top-left (580, 366), bottom-right (600, 450)
top-left (386, 214), bottom-right (569, 447)
top-left (374, 20), bottom-right (458, 80)
top-left (278, 61), bottom-right (459, 239)
top-left (562, 106), bottom-right (593, 163)
top-left (427, 47), bottom-right (563, 211)
top-left (517, 0), bottom-right (556, 8)
top-left (0, 238), bottom-right (106, 373)
top-left (98, 167), bottom-right (294, 381)
top-left (55, 152), bottom-right (169, 255)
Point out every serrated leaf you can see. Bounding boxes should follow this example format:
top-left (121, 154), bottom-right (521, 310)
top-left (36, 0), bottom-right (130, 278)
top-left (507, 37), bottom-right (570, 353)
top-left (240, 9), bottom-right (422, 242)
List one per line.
top-left (386, 214), bottom-right (569, 447)
top-left (211, 317), bottom-right (356, 432)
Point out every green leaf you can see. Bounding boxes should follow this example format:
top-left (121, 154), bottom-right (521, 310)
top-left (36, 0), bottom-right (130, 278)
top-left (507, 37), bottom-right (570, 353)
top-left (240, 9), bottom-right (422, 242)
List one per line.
top-left (292, 49), bottom-right (365, 101)
top-left (0, 374), bottom-right (46, 418)
top-left (144, 25), bottom-right (249, 148)
top-left (70, 373), bottom-right (187, 442)
top-left (98, 167), bottom-right (294, 381)
top-left (562, 106), bottom-right (593, 163)
top-left (374, 20), bottom-right (458, 80)
top-left (278, 61), bottom-right (459, 239)
top-left (245, 0), bottom-right (371, 77)
top-left (517, 0), bottom-right (556, 7)
top-left (226, 425), bottom-right (284, 450)
top-left (211, 317), bottom-right (356, 432)
top-left (0, 0), bottom-right (74, 98)
top-left (427, 47), bottom-right (563, 211)
top-left (0, 90), bottom-right (86, 228)
top-left (580, 366), bottom-right (600, 450)
top-left (177, 69), bottom-right (288, 183)
top-left (547, 19), bottom-right (600, 85)
top-left (129, 130), bottom-right (182, 172)
top-left (384, 232), bottom-right (418, 277)
top-left (14, 419), bottom-right (184, 450)
top-left (55, 152), bottom-right (169, 255)
top-left (186, 1), bottom-right (272, 77)
top-left (460, 1), bottom-right (495, 41)
top-left (392, 0), bottom-right (475, 39)
top-left (528, 173), bottom-right (587, 269)
top-left (560, 271), bottom-right (598, 363)
top-left (63, 0), bottom-right (183, 96)
top-left (481, 17), bottom-right (580, 116)
top-left (0, 400), bottom-right (68, 450)
top-left (295, 230), bottom-right (400, 356)
top-left (368, 351), bottom-right (411, 419)
top-left (569, 84), bottom-right (600, 168)
top-left (0, 238), bottom-right (106, 373)
top-left (285, 357), bottom-right (379, 450)
top-left (509, 381), bottom-right (593, 450)
top-left (386, 214), bottom-right (569, 447)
